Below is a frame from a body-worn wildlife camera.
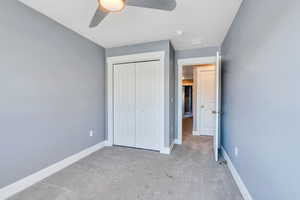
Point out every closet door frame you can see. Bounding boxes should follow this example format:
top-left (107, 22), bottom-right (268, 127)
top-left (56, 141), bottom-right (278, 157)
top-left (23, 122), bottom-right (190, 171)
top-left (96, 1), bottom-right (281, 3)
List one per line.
top-left (106, 51), bottom-right (165, 153)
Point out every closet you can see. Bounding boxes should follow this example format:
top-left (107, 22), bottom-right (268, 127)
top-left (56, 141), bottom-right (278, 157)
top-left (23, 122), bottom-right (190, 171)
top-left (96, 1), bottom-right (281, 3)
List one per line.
top-left (113, 60), bottom-right (163, 151)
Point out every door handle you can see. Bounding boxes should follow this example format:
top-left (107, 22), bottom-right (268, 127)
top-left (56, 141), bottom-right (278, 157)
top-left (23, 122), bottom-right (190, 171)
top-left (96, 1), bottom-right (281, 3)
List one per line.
top-left (212, 111), bottom-right (223, 114)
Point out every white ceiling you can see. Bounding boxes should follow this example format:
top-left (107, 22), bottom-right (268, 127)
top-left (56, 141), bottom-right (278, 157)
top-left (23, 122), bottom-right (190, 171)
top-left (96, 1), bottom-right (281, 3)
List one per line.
top-left (18, 0), bottom-right (242, 50)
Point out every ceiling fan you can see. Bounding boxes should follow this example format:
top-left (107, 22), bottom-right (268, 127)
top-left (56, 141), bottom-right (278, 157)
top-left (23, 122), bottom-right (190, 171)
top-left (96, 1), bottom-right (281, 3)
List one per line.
top-left (89, 0), bottom-right (177, 28)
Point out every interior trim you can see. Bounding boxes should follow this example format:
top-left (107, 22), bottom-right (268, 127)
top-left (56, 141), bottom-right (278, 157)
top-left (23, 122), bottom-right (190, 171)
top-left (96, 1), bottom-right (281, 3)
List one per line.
top-left (106, 51), bottom-right (166, 152)
top-left (0, 141), bottom-right (107, 199)
top-left (177, 56), bottom-right (217, 145)
top-left (221, 146), bottom-right (253, 200)
top-left (160, 139), bottom-right (175, 155)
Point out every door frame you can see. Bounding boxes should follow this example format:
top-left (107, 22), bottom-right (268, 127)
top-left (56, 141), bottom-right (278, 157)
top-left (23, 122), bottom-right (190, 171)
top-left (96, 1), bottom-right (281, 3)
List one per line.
top-left (106, 51), bottom-right (165, 153)
top-left (177, 56), bottom-right (218, 145)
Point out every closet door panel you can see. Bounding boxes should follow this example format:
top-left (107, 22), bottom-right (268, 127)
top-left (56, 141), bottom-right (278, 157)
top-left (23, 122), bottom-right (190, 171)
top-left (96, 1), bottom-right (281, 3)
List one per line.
top-left (135, 61), bottom-right (163, 150)
top-left (113, 63), bottom-right (136, 147)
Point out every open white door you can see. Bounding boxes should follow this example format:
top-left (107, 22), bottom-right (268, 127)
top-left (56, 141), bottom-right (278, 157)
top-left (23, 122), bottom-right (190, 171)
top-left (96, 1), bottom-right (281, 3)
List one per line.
top-left (214, 52), bottom-right (222, 161)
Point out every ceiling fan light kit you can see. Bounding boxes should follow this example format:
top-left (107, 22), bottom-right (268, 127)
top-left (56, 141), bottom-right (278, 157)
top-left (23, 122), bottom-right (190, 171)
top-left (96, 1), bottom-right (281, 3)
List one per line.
top-left (99, 0), bottom-right (126, 12)
top-left (90, 0), bottom-right (177, 28)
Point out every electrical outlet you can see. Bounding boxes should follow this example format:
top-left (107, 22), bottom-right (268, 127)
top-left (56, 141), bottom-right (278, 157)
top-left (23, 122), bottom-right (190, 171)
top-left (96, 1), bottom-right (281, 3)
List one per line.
top-left (89, 129), bottom-right (94, 137)
top-left (234, 147), bottom-right (239, 157)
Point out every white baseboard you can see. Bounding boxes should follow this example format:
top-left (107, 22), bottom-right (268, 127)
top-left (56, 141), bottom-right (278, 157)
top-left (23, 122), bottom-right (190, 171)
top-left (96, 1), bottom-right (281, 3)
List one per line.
top-left (221, 146), bottom-right (253, 200)
top-left (160, 140), bottom-right (175, 155)
top-left (104, 140), bottom-right (113, 147)
top-left (174, 138), bottom-right (181, 145)
top-left (192, 130), bottom-right (200, 136)
top-left (193, 130), bottom-right (214, 136)
top-left (0, 141), bottom-right (107, 200)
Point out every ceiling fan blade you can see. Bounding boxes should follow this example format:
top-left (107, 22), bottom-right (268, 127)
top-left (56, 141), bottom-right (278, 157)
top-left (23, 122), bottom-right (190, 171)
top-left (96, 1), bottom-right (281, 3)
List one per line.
top-left (89, 7), bottom-right (108, 28)
top-left (126, 0), bottom-right (176, 11)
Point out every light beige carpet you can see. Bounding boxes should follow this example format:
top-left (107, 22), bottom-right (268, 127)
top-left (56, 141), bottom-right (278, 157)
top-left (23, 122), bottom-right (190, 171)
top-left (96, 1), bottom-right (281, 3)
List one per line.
top-left (10, 118), bottom-right (242, 200)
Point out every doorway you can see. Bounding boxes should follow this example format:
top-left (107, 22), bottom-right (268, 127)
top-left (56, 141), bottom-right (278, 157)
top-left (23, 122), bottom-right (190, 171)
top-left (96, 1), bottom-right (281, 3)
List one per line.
top-left (183, 85), bottom-right (193, 118)
top-left (181, 66), bottom-right (194, 143)
top-left (182, 64), bottom-right (216, 144)
top-left (177, 54), bottom-right (221, 161)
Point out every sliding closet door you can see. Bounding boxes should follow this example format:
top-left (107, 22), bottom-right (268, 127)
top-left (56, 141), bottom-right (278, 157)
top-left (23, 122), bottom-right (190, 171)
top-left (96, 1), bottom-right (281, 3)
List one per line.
top-left (113, 63), bottom-right (136, 147)
top-left (135, 61), bottom-right (163, 150)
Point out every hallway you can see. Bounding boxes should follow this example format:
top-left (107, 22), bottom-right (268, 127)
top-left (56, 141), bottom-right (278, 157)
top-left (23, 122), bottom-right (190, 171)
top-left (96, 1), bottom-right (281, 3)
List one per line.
top-left (182, 117), bottom-right (213, 152)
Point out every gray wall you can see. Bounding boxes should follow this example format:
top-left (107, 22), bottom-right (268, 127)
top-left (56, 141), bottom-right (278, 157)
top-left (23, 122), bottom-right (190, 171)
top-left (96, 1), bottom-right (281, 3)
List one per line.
top-left (169, 44), bottom-right (176, 144)
top-left (106, 40), bottom-right (175, 147)
top-left (174, 47), bottom-right (219, 140)
top-left (175, 47), bottom-right (219, 60)
top-left (0, 0), bottom-right (106, 188)
top-left (105, 40), bottom-right (170, 58)
top-left (221, 1), bottom-right (300, 199)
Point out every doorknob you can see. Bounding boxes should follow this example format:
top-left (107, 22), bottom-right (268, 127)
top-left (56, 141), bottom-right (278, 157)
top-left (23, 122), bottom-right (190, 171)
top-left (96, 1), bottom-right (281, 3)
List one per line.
top-left (212, 111), bottom-right (223, 114)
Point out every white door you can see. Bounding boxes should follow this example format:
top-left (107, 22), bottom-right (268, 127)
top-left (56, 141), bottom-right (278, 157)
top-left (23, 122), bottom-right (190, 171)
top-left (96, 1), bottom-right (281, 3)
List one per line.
top-left (113, 63), bottom-right (136, 147)
top-left (113, 61), bottom-right (163, 151)
top-left (135, 61), bottom-right (163, 151)
top-left (196, 67), bottom-right (216, 136)
top-left (214, 52), bottom-right (222, 161)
